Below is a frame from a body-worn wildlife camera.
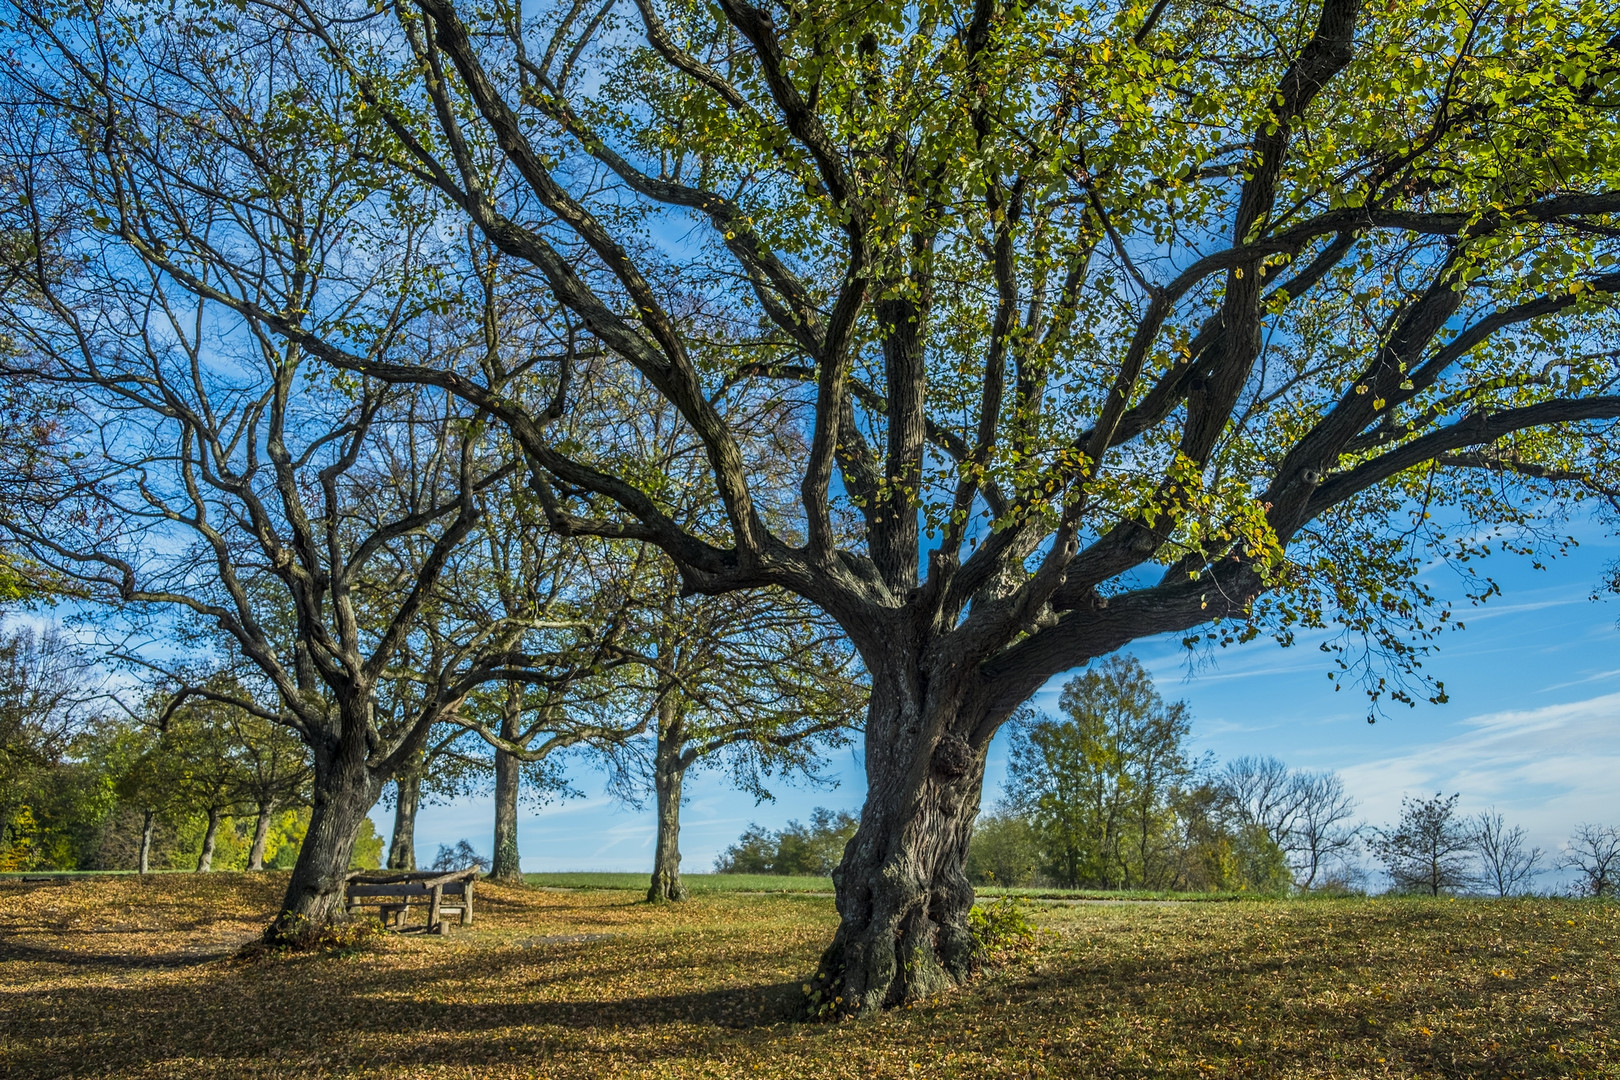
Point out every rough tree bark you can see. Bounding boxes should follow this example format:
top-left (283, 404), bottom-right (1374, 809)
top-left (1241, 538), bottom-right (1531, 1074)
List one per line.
top-left (647, 698), bottom-right (689, 903)
top-left (490, 687), bottom-right (524, 883)
top-left (803, 654), bottom-right (988, 1013)
top-left (266, 734), bottom-right (381, 942)
top-left (247, 801), bottom-right (273, 871)
top-left (196, 807), bottom-right (222, 873)
top-left (490, 748), bottom-right (523, 882)
top-left (387, 774), bottom-right (420, 871)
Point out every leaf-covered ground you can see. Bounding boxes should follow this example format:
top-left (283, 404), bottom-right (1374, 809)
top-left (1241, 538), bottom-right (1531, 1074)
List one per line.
top-left (1, 874), bottom-right (1615, 1078)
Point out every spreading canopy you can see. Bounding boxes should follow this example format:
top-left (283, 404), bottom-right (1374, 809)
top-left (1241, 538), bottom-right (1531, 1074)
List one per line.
top-left (8, 0), bottom-right (1620, 1007)
top-left (119, 0), bottom-right (1617, 712)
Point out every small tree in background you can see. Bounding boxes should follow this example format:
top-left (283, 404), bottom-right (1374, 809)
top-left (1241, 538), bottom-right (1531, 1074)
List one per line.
top-left (381, 728), bottom-right (488, 873)
top-left (109, 722), bottom-right (190, 874)
top-left (1373, 793), bottom-right (1474, 896)
top-left (233, 721), bottom-right (311, 872)
top-left (1561, 824), bottom-right (1620, 898)
top-left (430, 839), bottom-right (491, 874)
top-left (1471, 810), bottom-right (1543, 898)
top-left (1288, 772), bottom-right (1364, 889)
top-left (1006, 656), bottom-right (1195, 889)
top-left (1171, 783), bottom-right (1294, 894)
top-left (1219, 757), bottom-right (1301, 842)
top-left (999, 659), bottom-right (1291, 893)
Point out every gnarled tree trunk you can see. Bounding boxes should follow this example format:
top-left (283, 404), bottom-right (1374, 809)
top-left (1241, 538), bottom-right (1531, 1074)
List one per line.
top-left (196, 807), bottom-right (222, 872)
top-left (387, 773), bottom-right (420, 871)
top-left (266, 736), bottom-right (380, 943)
top-left (490, 745), bottom-right (523, 883)
top-left (647, 701), bottom-right (688, 902)
top-left (806, 658), bottom-right (989, 1016)
top-left (247, 801), bottom-right (274, 871)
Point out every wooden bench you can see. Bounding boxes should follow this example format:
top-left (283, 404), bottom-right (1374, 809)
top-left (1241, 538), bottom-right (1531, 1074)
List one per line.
top-left (344, 867), bottom-right (478, 934)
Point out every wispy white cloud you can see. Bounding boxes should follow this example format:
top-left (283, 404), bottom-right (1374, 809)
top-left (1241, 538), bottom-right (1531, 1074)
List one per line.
top-left (1338, 691), bottom-right (1620, 854)
top-left (1539, 668), bottom-right (1620, 693)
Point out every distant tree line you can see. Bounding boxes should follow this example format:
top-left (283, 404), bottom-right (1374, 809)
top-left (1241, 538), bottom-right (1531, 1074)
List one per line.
top-left (963, 657), bottom-right (1306, 893)
top-left (1373, 791), bottom-right (1619, 899)
top-left (713, 656), bottom-right (1620, 901)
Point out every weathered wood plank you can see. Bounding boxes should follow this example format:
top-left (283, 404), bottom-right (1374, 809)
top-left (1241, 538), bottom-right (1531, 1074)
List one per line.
top-left (347, 882), bottom-right (469, 899)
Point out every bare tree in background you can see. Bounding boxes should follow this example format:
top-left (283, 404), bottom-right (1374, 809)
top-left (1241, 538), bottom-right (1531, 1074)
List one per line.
top-left (1287, 772), bottom-right (1362, 889)
top-left (1219, 756), bottom-right (1360, 888)
top-left (1561, 824), bottom-right (1620, 898)
top-left (1219, 757), bottom-right (1302, 840)
top-left (1471, 810), bottom-right (1542, 898)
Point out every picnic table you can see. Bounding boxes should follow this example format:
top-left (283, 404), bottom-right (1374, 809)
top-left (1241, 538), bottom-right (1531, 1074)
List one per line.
top-left (344, 867), bottom-right (478, 934)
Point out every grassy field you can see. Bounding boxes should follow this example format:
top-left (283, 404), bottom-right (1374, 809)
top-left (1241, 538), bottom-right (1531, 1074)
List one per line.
top-left (524, 872), bottom-right (1270, 902)
top-left (1, 874), bottom-right (1616, 1078)
top-left (524, 872), bottom-right (834, 893)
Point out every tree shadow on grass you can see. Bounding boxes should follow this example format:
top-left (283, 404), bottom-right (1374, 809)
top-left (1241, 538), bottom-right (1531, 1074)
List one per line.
top-left (0, 933), bottom-right (244, 970)
top-left (0, 932), bottom-right (811, 1079)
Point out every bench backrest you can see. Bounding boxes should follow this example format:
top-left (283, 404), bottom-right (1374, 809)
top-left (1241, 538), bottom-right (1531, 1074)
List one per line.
top-left (344, 867), bottom-right (478, 901)
top-left (347, 881), bottom-right (471, 899)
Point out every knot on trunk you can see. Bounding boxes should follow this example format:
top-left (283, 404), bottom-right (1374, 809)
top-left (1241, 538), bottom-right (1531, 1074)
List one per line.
top-left (930, 732), bottom-right (972, 780)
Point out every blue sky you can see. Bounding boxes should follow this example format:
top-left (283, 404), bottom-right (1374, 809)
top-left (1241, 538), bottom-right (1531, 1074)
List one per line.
top-left (398, 523), bottom-right (1620, 882)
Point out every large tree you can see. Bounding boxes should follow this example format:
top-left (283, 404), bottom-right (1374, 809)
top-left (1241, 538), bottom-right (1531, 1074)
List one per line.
top-left (10, 0), bottom-right (1620, 1008)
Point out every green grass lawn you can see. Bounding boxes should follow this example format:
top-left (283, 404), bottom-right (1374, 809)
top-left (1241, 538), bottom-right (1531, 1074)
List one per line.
top-left (974, 884), bottom-right (1280, 900)
top-left (524, 871), bottom-right (834, 892)
top-left (2, 873), bottom-right (1616, 1078)
top-left (525, 872), bottom-right (1277, 901)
